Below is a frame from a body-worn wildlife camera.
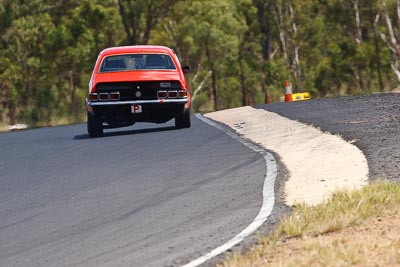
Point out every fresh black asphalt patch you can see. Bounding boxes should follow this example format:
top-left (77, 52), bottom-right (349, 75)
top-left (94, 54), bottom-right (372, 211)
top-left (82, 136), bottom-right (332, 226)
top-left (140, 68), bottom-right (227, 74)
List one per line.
top-left (257, 93), bottom-right (400, 181)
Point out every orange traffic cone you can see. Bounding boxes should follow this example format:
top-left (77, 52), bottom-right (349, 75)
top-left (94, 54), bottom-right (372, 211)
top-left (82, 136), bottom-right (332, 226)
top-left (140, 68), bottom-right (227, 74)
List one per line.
top-left (284, 81), bottom-right (293, 102)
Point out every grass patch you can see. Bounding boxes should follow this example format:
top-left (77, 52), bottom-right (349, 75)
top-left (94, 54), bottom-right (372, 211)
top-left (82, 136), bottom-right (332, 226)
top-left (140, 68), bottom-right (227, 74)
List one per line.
top-left (220, 181), bottom-right (400, 267)
top-left (275, 181), bottom-right (400, 238)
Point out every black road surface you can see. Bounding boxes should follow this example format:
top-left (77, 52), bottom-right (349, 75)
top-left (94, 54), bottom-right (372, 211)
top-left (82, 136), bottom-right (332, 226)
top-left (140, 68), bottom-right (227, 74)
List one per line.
top-left (257, 93), bottom-right (400, 181)
top-left (0, 116), bottom-right (285, 267)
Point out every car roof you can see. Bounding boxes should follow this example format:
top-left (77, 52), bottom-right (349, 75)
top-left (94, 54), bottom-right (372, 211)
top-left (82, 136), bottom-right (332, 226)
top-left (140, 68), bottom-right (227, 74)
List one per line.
top-left (99, 45), bottom-right (175, 57)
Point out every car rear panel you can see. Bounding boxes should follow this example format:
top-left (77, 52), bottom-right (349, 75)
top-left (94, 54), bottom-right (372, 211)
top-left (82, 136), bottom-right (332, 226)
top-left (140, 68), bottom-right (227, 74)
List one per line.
top-left (95, 81), bottom-right (182, 101)
top-left (93, 70), bottom-right (183, 87)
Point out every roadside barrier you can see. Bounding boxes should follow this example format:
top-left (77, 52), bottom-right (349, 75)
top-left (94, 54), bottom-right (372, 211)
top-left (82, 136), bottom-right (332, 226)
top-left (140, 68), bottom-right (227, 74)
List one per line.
top-left (292, 92), bottom-right (311, 101)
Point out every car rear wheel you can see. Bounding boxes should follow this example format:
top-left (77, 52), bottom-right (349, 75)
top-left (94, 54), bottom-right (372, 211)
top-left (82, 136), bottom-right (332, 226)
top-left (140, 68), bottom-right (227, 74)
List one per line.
top-left (87, 111), bottom-right (103, 137)
top-left (175, 108), bottom-right (191, 129)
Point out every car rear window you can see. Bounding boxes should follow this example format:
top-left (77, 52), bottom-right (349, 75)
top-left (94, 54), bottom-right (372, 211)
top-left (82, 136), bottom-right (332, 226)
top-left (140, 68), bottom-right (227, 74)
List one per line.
top-left (99, 54), bottom-right (177, 73)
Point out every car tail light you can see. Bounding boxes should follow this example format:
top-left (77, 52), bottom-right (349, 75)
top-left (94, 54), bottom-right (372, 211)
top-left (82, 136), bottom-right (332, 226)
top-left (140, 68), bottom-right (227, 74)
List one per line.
top-left (168, 91), bottom-right (178, 98)
top-left (157, 91), bottom-right (167, 98)
top-left (109, 92), bottom-right (120, 101)
top-left (99, 93), bottom-right (109, 101)
top-left (178, 90), bottom-right (188, 98)
top-left (88, 93), bottom-right (98, 101)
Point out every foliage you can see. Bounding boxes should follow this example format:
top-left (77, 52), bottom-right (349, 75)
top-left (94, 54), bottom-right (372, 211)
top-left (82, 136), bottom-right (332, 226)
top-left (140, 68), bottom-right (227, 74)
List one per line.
top-left (0, 0), bottom-right (397, 125)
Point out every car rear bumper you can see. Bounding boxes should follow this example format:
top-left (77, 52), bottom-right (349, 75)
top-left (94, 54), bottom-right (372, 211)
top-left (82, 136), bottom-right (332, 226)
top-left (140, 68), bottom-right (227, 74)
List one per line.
top-left (88, 98), bottom-right (188, 107)
top-left (87, 98), bottom-right (188, 125)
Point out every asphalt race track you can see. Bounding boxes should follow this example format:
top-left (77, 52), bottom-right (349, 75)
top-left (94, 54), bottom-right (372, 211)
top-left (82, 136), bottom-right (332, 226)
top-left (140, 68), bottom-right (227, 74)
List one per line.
top-left (257, 93), bottom-right (400, 181)
top-left (0, 116), bottom-right (285, 267)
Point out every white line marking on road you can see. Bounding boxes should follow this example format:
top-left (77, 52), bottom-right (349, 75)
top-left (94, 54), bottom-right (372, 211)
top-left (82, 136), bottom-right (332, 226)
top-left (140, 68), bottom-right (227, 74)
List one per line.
top-left (180, 114), bottom-right (277, 267)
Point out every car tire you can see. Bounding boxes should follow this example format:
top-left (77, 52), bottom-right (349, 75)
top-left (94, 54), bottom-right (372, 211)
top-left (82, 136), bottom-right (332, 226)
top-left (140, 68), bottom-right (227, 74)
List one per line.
top-left (87, 111), bottom-right (103, 137)
top-left (175, 108), bottom-right (191, 129)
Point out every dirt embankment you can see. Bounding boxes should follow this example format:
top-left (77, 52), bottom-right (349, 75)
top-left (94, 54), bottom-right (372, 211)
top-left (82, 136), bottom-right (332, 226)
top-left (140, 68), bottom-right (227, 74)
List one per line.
top-left (206, 106), bottom-right (369, 206)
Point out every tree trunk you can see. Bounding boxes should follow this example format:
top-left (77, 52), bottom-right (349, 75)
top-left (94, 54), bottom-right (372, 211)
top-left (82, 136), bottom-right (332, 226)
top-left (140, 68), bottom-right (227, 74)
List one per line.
top-left (391, 55), bottom-right (400, 82)
top-left (256, 1), bottom-right (272, 61)
top-left (380, 0), bottom-right (400, 83)
top-left (277, 21), bottom-right (290, 80)
top-left (370, 3), bottom-right (384, 91)
top-left (264, 84), bottom-right (272, 104)
top-left (255, 1), bottom-right (274, 106)
top-left (374, 34), bottom-right (385, 91)
top-left (211, 67), bottom-right (217, 111)
top-left (353, 0), bottom-right (362, 44)
top-left (191, 70), bottom-right (212, 105)
top-left (23, 63), bottom-right (30, 107)
top-left (381, 0), bottom-right (400, 54)
top-left (117, 0), bottom-right (135, 45)
top-left (397, 0), bottom-right (400, 32)
top-left (205, 43), bottom-right (218, 111)
top-left (142, 2), bottom-right (154, 45)
top-left (8, 105), bottom-right (16, 125)
top-left (69, 70), bottom-right (77, 120)
top-left (293, 46), bottom-right (303, 92)
top-left (289, 2), bottom-right (302, 92)
top-left (238, 45), bottom-right (247, 106)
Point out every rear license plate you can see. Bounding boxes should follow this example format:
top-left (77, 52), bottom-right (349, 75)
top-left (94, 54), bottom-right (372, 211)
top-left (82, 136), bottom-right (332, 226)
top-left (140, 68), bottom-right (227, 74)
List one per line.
top-left (131, 105), bottom-right (142, 113)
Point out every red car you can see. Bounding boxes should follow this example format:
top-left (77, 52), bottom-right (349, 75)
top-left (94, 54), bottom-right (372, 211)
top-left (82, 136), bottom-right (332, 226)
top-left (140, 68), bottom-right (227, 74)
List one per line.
top-left (86, 45), bottom-right (191, 137)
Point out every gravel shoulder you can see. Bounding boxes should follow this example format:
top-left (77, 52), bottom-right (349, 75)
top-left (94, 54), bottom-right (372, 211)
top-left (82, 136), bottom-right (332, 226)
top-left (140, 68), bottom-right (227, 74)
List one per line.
top-left (256, 93), bottom-right (400, 181)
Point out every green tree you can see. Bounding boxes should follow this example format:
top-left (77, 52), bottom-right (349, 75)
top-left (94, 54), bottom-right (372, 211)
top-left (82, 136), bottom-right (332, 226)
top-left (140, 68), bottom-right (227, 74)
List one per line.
top-left (0, 0), bottom-right (122, 125)
top-left (0, 0), bottom-right (398, 125)
top-left (172, 0), bottom-right (245, 111)
top-left (117, 0), bottom-right (178, 45)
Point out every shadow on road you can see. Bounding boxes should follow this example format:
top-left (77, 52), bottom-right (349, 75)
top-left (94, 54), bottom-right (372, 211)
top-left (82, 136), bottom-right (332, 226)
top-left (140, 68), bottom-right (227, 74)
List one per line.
top-left (73, 126), bottom-right (177, 140)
